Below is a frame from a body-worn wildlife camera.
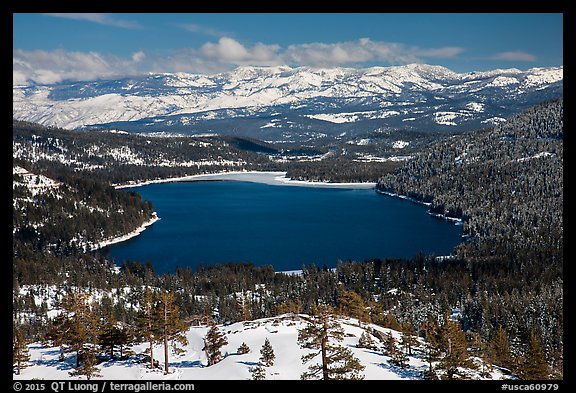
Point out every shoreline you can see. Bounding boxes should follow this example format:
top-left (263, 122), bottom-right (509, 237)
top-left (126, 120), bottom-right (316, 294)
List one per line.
top-left (376, 189), bottom-right (463, 225)
top-left (114, 171), bottom-right (376, 190)
top-left (88, 212), bottom-right (160, 251)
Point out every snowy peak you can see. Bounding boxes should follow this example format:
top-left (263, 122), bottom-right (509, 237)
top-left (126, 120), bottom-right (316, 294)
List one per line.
top-left (13, 64), bottom-right (563, 141)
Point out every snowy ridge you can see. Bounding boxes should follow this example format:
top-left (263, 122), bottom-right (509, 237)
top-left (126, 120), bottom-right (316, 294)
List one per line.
top-left (14, 314), bottom-right (511, 380)
top-left (13, 64), bottom-right (563, 137)
top-left (13, 166), bottom-right (61, 197)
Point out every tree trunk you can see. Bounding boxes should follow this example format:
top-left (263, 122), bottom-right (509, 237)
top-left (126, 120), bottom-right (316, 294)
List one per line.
top-left (321, 327), bottom-right (329, 380)
top-left (149, 335), bottom-right (154, 370)
top-left (164, 301), bottom-right (169, 374)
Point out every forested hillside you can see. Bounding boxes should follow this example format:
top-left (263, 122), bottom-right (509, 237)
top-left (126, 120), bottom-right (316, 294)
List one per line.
top-left (377, 99), bottom-right (562, 256)
top-left (12, 100), bottom-right (563, 380)
top-left (377, 99), bottom-right (563, 377)
top-left (13, 166), bottom-right (155, 256)
top-left (12, 121), bottom-right (275, 185)
top-left (13, 120), bottom-right (403, 185)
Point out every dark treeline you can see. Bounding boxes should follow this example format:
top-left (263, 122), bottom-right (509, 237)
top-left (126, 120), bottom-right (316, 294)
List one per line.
top-left (285, 158), bottom-right (403, 183)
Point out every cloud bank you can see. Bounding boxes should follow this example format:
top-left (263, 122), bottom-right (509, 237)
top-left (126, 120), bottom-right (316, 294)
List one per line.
top-left (13, 37), bottom-right (466, 85)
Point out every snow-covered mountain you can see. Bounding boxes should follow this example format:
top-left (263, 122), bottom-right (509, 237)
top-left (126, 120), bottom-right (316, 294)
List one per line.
top-left (13, 64), bottom-right (563, 142)
top-left (14, 313), bottom-right (512, 380)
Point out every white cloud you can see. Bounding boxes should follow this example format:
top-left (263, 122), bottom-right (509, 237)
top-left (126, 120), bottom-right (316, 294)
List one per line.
top-left (13, 49), bottom-right (134, 85)
top-left (43, 13), bottom-right (142, 29)
top-left (200, 37), bottom-right (280, 66)
top-left (177, 23), bottom-right (230, 38)
top-left (131, 51), bottom-right (146, 62)
top-left (282, 38), bottom-right (464, 67)
top-left (12, 37), bottom-right (466, 85)
top-left (490, 51), bottom-right (537, 62)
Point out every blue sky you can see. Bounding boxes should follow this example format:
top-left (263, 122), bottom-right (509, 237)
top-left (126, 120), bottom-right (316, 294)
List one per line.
top-left (13, 13), bottom-right (563, 85)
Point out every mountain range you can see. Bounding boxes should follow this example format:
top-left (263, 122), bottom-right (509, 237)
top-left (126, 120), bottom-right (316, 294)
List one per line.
top-left (13, 64), bottom-right (563, 142)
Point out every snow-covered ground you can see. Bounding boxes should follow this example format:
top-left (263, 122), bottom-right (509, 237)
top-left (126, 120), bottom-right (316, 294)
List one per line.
top-left (88, 213), bottom-right (160, 251)
top-left (14, 314), bottom-right (510, 380)
top-left (115, 171), bottom-right (376, 190)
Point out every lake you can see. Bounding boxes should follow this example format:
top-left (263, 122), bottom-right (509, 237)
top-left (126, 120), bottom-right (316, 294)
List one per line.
top-left (105, 177), bottom-right (463, 274)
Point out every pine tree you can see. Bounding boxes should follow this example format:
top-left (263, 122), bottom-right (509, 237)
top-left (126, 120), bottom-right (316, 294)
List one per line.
top-left (99, 315), bottom-right (132, 359)
top-left (157, 290), bottom-right (189, 374)
top-left (298, 305), bottom-right (365, 380)
top-left (519, 331), bottom-right (550, 380)
top-left (236, 291), bottom-right (252, 321)
top-left (337, 290), bottom-right (370, 323)
top-left (203, 321), bottom-right (228, 366)
top-left (13, 327), bottom-right (30, 375)
top-left (383, 331), bottom-right (397, 356)
top-left (420, 317), bottom-right (441, 379)
top-left (68, 346), bottom-right (102, 380)
top-left (50, 292), bottom-right (99, 369)
top-left (491, 325), bottom-right (513, 370)
top-left (251, 364), bottom-right (267, 380)
top-left (400, 322), bottom-right (418, 356)
top-left (436, 318), bottom-right (476, 379)
top-left (357, 331), bottom-right (377, 350)
top-left (61, 293), bottom-right (101, 380)
top-left (135, 287), bottom-right (161, 370)
top-left (390, 346), bottom-right (409, 368)
top-left (259, 338), bottom-right (275, 367)
top-left (237, 342), bottom-right (250, 355)
top-left (470, 331), bottom-right (493, 377)
top-left (275, 299), bottom-right (302, 315)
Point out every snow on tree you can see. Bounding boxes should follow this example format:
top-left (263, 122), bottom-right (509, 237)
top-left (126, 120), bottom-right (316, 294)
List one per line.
top-left (519, 330), bottom-right (550, 380)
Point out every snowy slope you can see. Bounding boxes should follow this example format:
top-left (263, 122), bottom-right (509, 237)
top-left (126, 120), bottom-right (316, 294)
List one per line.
top-left (14, 314), bottom-right (511, 381)
top-left (13, 64), bottom-right (563, 140)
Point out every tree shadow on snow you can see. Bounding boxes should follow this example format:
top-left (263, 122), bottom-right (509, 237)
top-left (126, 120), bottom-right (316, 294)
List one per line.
top-left (374, 361), bottom-right (424, 380)
top-left (170, 360), bottom-right (204, 368)
top-left (33, 356), bottom-right (75, 371)
top-left (237, 360), bottom-right (259, 367)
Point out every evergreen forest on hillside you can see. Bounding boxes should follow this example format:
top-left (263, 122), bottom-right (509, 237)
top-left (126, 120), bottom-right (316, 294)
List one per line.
top-left (12, 100), bottom-right (563, 380)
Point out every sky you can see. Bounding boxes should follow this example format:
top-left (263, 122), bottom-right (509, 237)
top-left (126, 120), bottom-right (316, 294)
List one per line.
top-left (12, 13), bottom-right (563, 85)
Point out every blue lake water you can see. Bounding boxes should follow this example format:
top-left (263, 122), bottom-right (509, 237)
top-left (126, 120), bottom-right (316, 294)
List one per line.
top-left (105, 181), bottom-right (463, 274)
